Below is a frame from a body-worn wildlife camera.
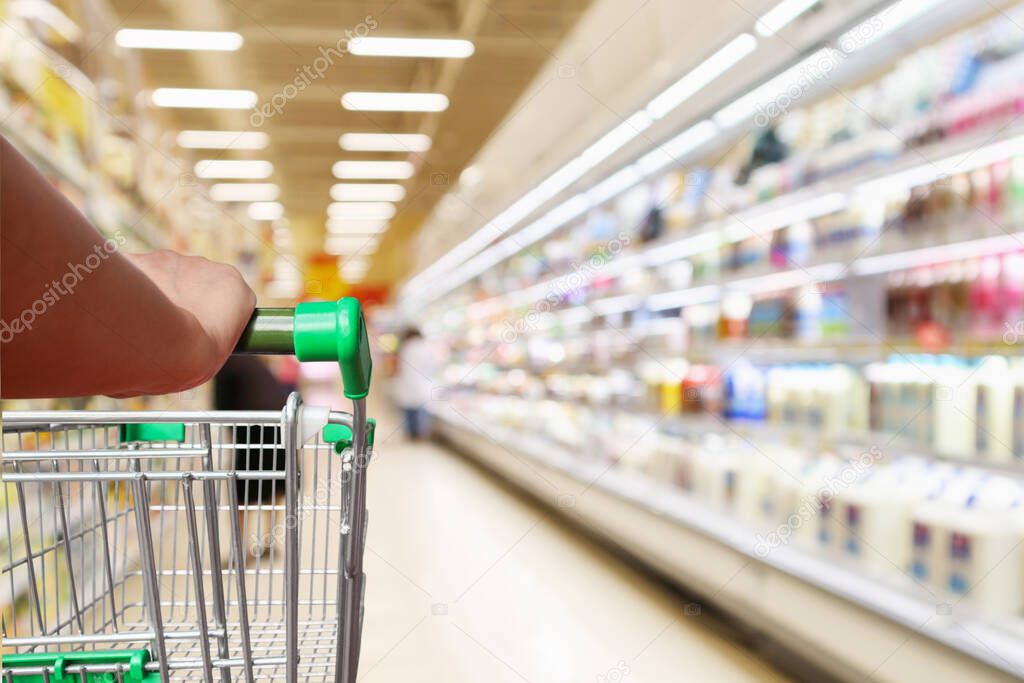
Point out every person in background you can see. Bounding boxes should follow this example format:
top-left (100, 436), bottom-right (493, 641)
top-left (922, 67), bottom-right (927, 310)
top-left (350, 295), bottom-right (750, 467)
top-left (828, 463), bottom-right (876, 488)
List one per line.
top-left (393, 327), bottom-right (436, 440)
top-left (214, 355), bottom-right (293, 558)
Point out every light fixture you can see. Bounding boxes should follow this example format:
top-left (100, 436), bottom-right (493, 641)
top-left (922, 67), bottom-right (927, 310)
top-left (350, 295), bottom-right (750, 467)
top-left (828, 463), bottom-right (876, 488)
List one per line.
top-left (646, 33), bottom-right (757, 119)
top-left (586, 165), bottom-right (642, 206)
top-left (348, 36), bottom-right (474, 58)
top-left (209, 183), bottom-right (280, 202)
top-left (339, 133), bottom-right (432, 152)
top-left (340, 92), bottom-right (449, 112)
top-left (325, 236), bottom-right (380, 255)
top-left (333, 160), bottom-right (415, 179)
top-left (330, 183), bottom-right (406, 202)
top-left (115, 28), bottom-right (243, 51)
top-left (838, 0), bottom-right (943, 53)
top-left (755, 0), bottom-right (820, 37)
top-left (152, 88), bottom-right (257, 109)
top-left (341, 257), bottom-right (371, 279)
top-left (459, 164), bottom-right (483, 188)
top-left (327, 202), bottom-right (396, 220)
top-left (327, 219), bottom-right (389, 234)
top-left (636, 120), bottom-right (718, 175)
top-left (579, 111), bottom-right (653, 167)
top-left (712, 48), bottom-right (840, 128)
top-left (248, 202), bottom-right (284, 221)
top-left (194, 160), bottom-right (273, 179)
top-left (177, 130), bottom-right (269, 149)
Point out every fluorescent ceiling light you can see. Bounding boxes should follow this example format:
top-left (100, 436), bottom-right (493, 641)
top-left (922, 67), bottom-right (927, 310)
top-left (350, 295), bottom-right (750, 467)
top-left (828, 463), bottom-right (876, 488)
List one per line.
top-left (459, 164), bottom-right (483, 188)
top-left (587, 165), bottom-right (642, 206)
top-left (209, 183), bottom-right (280, 202)
top-left (838, 0), bottom-right (943, 53)
top-left (194, 160), bottom-right (273, 179)
top-left (646, 33), bottom-right (757, 119)
top-left (580, 112), bottom-right (653, 168)
top-left (115, 28), bottom-right (242, 51)
top-left (248, 202), bottom-right (284, 221)
top-left (755, 0), bottom-right (819, 37)
top-left (712, 48), bottom-right (840, 128)
top-left (341, 92), bottom-right (449, 112)
top-left (325, 236), bottom-right (379, 255)
top-left (341, 260), bottom-right (371, 278)
top-left (348, 36), bottom-right (474, 58)
top-left (327, 202), bottom-right (396, 220)
top-left (152, 88), bottom-right (256, 109)
top-left (637, 120), bottom-right (718, 175)
top-left (333, 160), bottom-right (415, 179)
top-left (327, 219), bottom-right (389, 234)
top-left (339, 133), bottom-right (432, 152)
top-left (331, 183), bottom-right (406, 202)
top-left (177, 130), bottom-right (269, 150)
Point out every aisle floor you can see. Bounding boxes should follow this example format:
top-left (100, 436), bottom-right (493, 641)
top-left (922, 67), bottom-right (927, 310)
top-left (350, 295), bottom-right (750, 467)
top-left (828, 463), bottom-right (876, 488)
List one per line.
top-left (357, 415), bottom-right (792, 683)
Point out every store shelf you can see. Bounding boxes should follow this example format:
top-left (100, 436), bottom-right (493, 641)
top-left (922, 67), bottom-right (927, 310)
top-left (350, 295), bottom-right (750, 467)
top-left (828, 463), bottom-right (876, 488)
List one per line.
top-left (434, 407), bottom-right (1024, 683)
top-left (460, 116), bottom-right (1024, 320)
top-left (0, 102), bottom-right (93, 193)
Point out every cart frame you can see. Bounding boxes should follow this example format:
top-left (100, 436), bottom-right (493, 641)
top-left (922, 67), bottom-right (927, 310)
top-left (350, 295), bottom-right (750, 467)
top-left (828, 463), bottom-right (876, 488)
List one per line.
top-left (1, 391), bottom-right (371, 683)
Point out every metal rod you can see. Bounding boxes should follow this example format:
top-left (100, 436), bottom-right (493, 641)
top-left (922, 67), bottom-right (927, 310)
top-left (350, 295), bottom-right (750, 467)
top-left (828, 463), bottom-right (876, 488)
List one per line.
top-left (182, 477), bottom-right (215, 683)
top-left (339, 397), bottom-right (368, 683)
top-left (91, 457), bottom-right (119, 630)
top-left (233, 308), bottom-right (295, 355)
top-left (131, 477), bottom-right (170, 682)
top-left (227, 474), bottom-right (256, 683)
top-left (283, 392), bottom-right (302, 683)
top-left (53, 476), bottom-right (85, 635)
top-left (3, 411), bottom-right (283, 426)
top-left (199, 424), bottom-right (233, 683)
top-left (4, 471), bottom-right (285, 483)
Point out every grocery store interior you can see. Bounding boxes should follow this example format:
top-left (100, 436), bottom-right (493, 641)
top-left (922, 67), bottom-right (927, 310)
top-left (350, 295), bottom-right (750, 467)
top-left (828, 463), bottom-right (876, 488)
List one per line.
top-left (6, 0), bottom-right (1024, 681)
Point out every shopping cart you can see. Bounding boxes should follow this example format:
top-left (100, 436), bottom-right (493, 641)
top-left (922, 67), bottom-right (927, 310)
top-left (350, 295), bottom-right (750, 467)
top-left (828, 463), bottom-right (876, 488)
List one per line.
top-left (1, 298), bottom-right (373, 683)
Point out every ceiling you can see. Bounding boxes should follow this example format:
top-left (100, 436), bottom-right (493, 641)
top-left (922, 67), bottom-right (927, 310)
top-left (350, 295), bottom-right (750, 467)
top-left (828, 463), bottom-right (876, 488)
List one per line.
top-left (105, 0), bottom-right (594, 284)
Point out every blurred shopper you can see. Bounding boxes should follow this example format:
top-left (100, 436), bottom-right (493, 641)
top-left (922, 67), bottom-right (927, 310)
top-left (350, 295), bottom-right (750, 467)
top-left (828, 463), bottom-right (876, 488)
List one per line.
top-left (214, 355), bottom-right (292, 558)
top-left (0, 135), bottom-right (255, 398)
top-left (394, 327), bottom-right (436, 440)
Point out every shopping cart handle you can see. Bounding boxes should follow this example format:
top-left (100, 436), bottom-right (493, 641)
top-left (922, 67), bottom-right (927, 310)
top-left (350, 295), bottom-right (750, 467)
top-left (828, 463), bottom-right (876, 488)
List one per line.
top-left (234, 297), bottom-right (372, 400)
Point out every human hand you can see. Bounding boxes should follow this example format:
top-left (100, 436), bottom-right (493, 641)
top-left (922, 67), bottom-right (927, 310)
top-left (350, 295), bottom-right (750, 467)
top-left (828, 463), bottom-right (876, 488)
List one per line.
top-left (123, 250), bottom-right (256, 390)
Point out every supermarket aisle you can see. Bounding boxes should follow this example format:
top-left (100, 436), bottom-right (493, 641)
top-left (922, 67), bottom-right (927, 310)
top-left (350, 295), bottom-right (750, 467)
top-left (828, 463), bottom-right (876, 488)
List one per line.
top-left (356, 405), bottom-right (790, 683)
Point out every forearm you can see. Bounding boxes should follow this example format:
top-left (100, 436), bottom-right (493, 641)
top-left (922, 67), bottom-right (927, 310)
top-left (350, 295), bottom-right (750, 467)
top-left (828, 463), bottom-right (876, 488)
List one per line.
top-left (1, 135), bottom-right (217, 398)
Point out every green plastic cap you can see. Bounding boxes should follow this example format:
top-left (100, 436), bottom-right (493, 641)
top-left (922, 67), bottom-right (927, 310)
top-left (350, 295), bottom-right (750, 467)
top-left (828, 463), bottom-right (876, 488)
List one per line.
top-left (322, 423), bottom-right (353, 454)
top-left (120, 423), bottom-right (185, 443)
top-left (293, 298), bottom-right (372, 400)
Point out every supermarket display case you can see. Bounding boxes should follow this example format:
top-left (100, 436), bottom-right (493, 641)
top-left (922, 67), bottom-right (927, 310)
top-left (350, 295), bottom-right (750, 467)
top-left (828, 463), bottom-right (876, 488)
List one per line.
top-left (411, 3), bottom-right (1024, 682)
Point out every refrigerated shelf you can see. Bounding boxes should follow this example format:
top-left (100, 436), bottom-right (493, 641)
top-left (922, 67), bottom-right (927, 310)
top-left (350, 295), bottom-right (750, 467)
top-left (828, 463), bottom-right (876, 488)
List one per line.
top-left (434, 406), bottom-right (1024, 683)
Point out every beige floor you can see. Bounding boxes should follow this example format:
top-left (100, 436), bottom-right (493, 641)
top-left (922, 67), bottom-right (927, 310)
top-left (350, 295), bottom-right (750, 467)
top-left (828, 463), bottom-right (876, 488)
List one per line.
top-left (357, 419), bottom-right (792, 683)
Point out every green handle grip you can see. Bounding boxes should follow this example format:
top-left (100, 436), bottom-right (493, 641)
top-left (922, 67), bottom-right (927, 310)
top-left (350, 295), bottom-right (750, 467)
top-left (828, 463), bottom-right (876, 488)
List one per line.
top-left (234, 298), bottom-right (373, 400)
